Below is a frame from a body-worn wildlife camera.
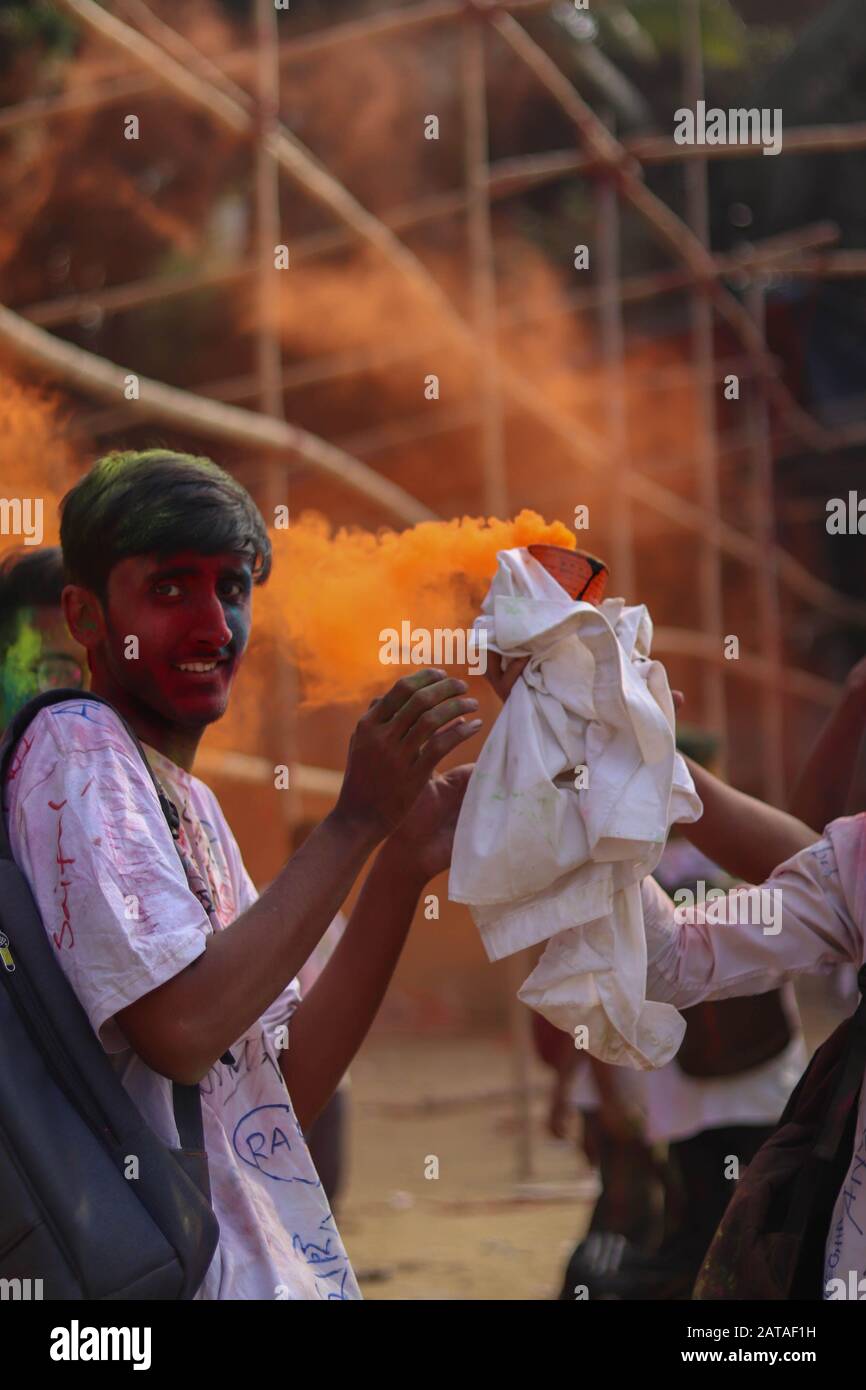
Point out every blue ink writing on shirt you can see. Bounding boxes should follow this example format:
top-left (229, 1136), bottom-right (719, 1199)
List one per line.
top-left (291, 1215), bottom-right (351, 1300)
top-left (233, 1104), bottom-right (302, 1181)
top-left (51, 703), bottom-right (110, 726)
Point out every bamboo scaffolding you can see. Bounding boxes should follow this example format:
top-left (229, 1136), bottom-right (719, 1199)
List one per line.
top-left (490, 11), bottom-right (832, 455)
top-left (53, 0), bottom-right (610, 478)
top-left (55, 0), bottom-right (836, 479)
top-left (3, 4), bottom-right (862, 672)
top-left (20, 285), bottom-right (864, 632)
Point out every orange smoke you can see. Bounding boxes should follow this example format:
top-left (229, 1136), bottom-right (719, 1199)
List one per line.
top-left (257, 509), bottom-right (576, 705)
top-left (0, 375), bottom-right (74, 548)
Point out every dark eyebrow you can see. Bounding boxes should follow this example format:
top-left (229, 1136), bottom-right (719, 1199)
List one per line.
top-left (148, 565), bottom-right (199, 583)
top-left (148, 563), bottom-right (252, 585)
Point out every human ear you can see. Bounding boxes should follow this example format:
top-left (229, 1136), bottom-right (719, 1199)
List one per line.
top-left (62, 585), bottom-right (105, 652)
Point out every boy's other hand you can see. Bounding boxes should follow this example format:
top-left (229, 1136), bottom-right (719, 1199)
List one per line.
top-left (335, 669), bottom-right (482, 842)
top-left (388, 763), bottom-right (474, 882)
top-left (485, 652), bottom-right (529, 703)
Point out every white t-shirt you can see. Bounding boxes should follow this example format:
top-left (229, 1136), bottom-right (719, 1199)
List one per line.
top-left (640, 816), bottom-right (866, 1300)
top-left (4, 698), bottom-right (360, 1301)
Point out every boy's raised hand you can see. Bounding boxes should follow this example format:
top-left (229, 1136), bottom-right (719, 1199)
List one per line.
top-left (335, 669), bottom-right (482, 841)
top-left (388, 763), bottom-right (474, 881)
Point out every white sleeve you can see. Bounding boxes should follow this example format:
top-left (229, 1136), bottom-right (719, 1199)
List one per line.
top-left (642, 835), bottom-right (861, 1011)
top-left (9, 725), bottom-right (210, 1052)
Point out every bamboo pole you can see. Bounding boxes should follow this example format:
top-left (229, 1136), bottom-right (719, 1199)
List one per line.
top-left (681, 0), bottom-right (728, 764)
top-left (18, 220), bottom-right (838, 336)
top-left (745, 279), bottom-right (786, 805)
top-left (462, 15), bottom-right (508, 515)
top-left (254, 0), bottom-right (285, 421)
top-left (0, 72), bottom-right (154, 134)
top-left (267, 0), bottom-right (553, 63)
top-left (594, 114), bottom-right (635, 599)
top-left (462, 15), bottom-right (531, 1182)
top-left (652, 630), bottom-right (837, 708)
top-left (487, 123), bottom-right (866, 198)
top-left (22, 260), bottom-right (258, 329)
top-left (0, 302), bottom-right (435, 525)
top-left (265, 0), bottom-right (470, 62)
top-left (115, 0), bottom-right (255, 111)
top-left (253, 0), bottom-right (297, 831)
top-left (338, 402), bottom-right (482, 459)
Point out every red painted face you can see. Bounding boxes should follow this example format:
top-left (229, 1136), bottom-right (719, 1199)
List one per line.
top-left (100, 550), bottom-right (253, 729)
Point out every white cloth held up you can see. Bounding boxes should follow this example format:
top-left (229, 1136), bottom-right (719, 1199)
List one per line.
top-left (448, 548), bottom-right (702, 1068)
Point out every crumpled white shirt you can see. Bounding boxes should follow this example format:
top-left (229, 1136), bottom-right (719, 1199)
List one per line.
top-left (448, 547), bottom-right (702, 1068)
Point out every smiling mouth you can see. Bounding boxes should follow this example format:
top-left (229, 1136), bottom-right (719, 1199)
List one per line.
top-left (174, 660), bottom-right (225, 674)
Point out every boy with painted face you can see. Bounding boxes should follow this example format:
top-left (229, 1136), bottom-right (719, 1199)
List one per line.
top-left (4, 449), bottom-right (482, 1301)
top-left (0, 547), bottom-right (86, 732)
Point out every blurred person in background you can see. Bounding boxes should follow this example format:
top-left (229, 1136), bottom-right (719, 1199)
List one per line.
top-left (0, 546), bottom-right (86, 733)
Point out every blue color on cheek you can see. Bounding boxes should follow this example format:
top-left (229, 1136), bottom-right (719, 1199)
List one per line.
top-left (225, 605), bottom-right (251, 656)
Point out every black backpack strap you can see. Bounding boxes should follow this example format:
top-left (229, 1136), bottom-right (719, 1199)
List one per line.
top-left (0, 688), bottom-right (212, 1203)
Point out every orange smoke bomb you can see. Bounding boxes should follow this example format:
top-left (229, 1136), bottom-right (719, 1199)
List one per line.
top-left (527, 543), bottom-right (609, 605)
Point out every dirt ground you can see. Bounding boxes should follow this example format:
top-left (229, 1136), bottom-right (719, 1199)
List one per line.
top-left (336, 1034), bottom-right (597, 1301)
top-left (336, 977), bottom-right (853, 1301)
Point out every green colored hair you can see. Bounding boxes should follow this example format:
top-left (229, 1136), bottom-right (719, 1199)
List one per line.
top-left (60, 450), bottom-right (272, 596)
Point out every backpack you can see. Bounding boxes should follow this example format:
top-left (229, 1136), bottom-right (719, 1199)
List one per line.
top-left (693, 963), bottom-right (866, 1300)
top-left (0, 689), bottom-right (220, 1299)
